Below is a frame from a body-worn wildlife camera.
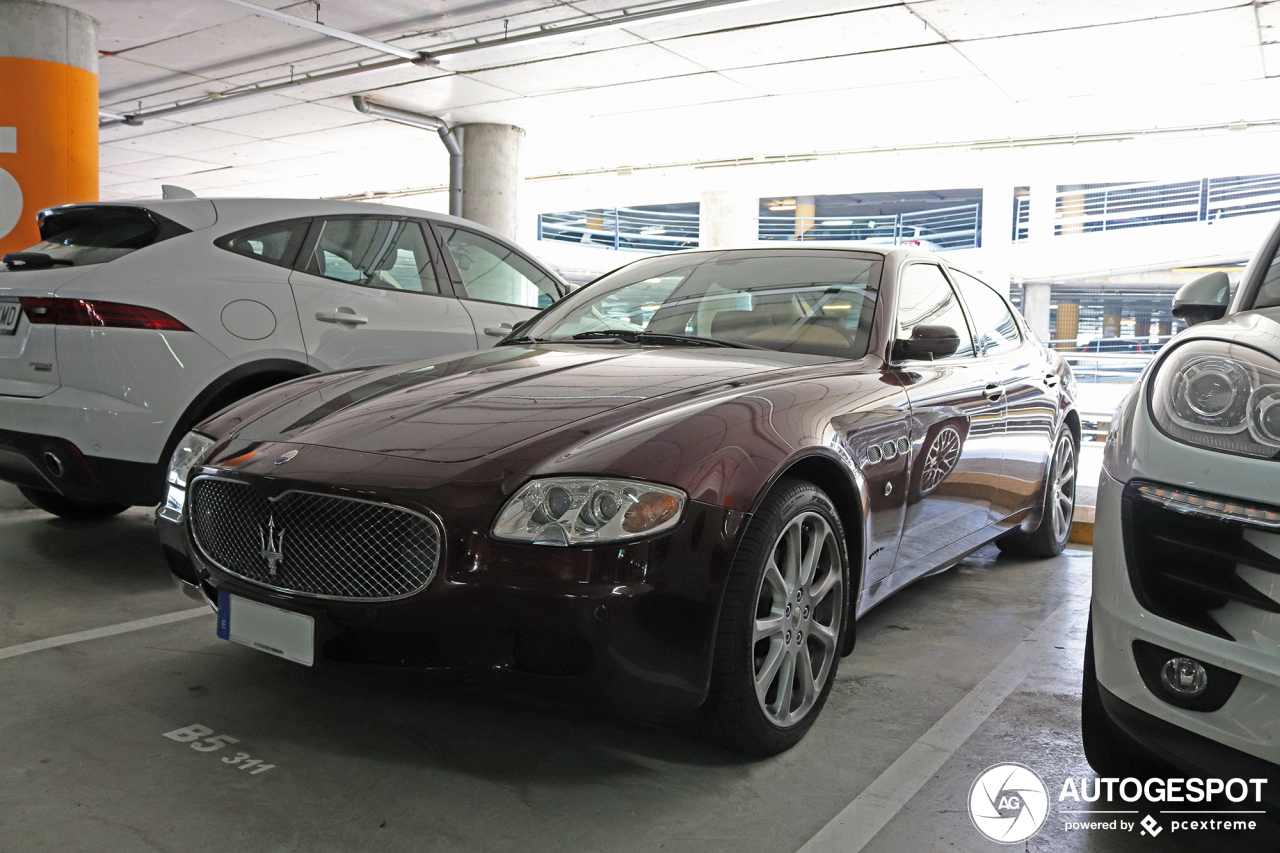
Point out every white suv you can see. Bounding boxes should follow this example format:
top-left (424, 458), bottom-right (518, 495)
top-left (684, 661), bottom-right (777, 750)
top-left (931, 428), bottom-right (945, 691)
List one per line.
top-left (1085, 214), bottom-right (1280, 803)
top-left (0, 198), bottom-right (566, 519)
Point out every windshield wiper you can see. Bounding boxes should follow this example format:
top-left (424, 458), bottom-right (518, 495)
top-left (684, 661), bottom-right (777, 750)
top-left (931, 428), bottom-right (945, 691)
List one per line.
top-left (2, 252), bottom-right (74, 270)
top-left (497, 335), bottom-right (550, 345)
top-left (568, 330), bottom-right (764, 350)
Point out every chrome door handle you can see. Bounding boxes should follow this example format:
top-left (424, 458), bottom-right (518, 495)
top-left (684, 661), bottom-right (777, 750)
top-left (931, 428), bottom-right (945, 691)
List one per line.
top-left (983, 383), bottom-right (1006, 401)
top-left (1044, 373), bottom-right (1059, 388)
top-left (316, 309), bottom-right (367, 325)
top-left (484, 323), bottom-right (513, 338)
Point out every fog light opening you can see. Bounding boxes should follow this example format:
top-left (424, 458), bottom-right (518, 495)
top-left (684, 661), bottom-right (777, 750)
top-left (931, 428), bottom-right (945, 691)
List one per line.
top-left (1160, 656), bottom-right (1209, 698)
top-left (42, 452), bottom-right (64, 478)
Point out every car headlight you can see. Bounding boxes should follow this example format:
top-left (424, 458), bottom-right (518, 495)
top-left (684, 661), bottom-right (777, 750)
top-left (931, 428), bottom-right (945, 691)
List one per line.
top-left (1150, 340), bottom-right (1280, 457)
top-left (167, 431), bottom-right (216, 487)
top-left (492, 477), bottom-right (686, 546)
top-left (159, 432), bottom-right (216, 522)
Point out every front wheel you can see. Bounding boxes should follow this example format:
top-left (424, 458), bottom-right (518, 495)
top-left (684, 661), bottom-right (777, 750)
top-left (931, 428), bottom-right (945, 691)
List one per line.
top-left (703, 478), bottom-right (847, 755)
top-left (18, 486), bottom-right (130, 521)
top-left (998, 429), bottom-right (1077, 557)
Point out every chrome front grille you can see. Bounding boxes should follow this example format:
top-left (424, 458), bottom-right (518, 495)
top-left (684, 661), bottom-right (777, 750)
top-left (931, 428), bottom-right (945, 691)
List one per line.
top-left (188, 477), bottom-right (441, 600)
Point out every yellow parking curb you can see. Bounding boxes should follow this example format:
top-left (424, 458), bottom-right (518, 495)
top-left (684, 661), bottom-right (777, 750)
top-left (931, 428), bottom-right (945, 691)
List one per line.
top-left (1070, 505), bottom-right (1095, 545)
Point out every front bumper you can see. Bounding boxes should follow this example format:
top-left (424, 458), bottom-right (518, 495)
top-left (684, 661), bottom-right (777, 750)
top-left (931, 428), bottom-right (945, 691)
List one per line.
top-left (157, 460), bottom-right (748, 715)
top-left (1093, 468), bottom-right (1280, 769)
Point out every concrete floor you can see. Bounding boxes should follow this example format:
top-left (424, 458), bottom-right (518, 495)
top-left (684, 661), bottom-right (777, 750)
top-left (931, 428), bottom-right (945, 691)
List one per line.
top-left (1, 505), bottom-right (1275, 852)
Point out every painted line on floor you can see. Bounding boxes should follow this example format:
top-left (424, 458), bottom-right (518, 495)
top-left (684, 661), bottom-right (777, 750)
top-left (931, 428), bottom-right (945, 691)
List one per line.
top-left (0, 608), bottom-right (211, 662)
top-left (796, 601), bottom-right (1082, 853)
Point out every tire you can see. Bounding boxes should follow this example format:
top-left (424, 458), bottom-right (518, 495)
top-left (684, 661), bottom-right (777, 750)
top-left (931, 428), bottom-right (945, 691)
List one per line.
top-left (18, 486), bottom-right (129, 521)
top-left (1081, 613), bottom-right (1164, 779)
top-left (998, 428), bottom-right (1077, 557)
top-left (703, 477), bottom-right (848, 755)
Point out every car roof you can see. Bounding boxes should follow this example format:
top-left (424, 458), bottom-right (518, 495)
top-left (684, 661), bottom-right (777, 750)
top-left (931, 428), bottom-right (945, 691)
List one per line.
top-left (37, 197), bottom-right (517, 248)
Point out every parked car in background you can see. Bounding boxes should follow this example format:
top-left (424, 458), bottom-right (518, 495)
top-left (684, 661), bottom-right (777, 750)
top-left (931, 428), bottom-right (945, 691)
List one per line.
top-left (158, 244), bottom-right (1077, 755)
top-left (0, 198), bottom-right (566, 519)
top-left (1084, 214), bottom-right (1280, 803)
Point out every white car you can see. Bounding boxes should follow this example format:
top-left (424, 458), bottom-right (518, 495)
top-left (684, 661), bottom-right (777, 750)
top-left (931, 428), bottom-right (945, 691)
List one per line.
top-left (1085, 214), bottom-right (1280, 802)
top-left (0, 198), bottom-right (566, 519)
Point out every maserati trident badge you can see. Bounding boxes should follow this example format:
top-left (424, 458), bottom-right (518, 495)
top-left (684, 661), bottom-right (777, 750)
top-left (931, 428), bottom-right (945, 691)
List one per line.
top-left (274, 449), bottom-right (299, 465)
top-left (259, 515), bottom-right (285, 575)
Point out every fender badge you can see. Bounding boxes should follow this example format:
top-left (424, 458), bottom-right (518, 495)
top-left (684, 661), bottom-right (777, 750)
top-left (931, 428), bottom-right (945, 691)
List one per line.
top-left (274, 450), bottom-right (299, 465)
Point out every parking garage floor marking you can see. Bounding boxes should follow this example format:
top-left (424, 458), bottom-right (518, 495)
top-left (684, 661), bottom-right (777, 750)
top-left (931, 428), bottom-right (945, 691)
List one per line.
top-left (796, 601), bottom-right (1082, 853)
top-left (0, 607), bottom-right (210, 661)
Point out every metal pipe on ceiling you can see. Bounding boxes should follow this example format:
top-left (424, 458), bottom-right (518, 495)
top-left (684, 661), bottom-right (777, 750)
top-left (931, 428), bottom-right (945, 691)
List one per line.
top-left (352, 96), bottom-right (462, 217)
top-left (215, 0), bottom-right (438, 66)
top-left (99, 0), bottom-right (765, 128)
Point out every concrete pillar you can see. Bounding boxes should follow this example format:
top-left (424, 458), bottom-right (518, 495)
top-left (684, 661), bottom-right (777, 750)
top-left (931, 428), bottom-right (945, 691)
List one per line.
top-left (459, 123), bottom-right (524, 240)
top-left (0, 0), bottom-right (98, 254)
top-left (1134, 310), bottom-right (1152, 339)
top-left (1102, 298), bottom-right (1123, 340)
top-left (980, 182), bottom-right (1014, 296)
top-left (1158, 318), bottom-right (1173, 339)
top-left (1028, 177), bottom-right (1057, 244)
top-left (1055, 302), bottom-right (1080, 350)
top-left (1021, 280), bottom-right (1052, 342)
top-left (699, 189), bottom-right (757, 248)
top-left (794, 195), bottom-right (816, 239)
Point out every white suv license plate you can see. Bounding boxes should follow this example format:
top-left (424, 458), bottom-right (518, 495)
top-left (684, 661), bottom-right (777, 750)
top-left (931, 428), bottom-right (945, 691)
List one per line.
top-left (0, 301), bottom-right (19, 335)
top-left (217, 592), bottom-right (314, 666)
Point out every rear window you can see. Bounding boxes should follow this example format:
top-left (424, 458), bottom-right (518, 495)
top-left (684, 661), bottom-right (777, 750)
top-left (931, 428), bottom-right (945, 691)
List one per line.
top-left (18, 206), bottom-right (188, 267)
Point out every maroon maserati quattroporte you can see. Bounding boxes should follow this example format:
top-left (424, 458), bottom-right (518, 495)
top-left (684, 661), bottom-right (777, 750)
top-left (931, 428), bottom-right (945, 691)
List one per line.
top-left (157, 245), bottom-right (1079, 754)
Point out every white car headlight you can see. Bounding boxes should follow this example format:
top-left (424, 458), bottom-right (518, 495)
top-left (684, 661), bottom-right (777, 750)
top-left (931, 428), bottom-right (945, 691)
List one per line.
top-left (167, 431), bottom-right (216, 487)
top-left (492, 477), bottom-right (686, 546)
top-left (159, 432), bottom-right (216, 522)
top-left (1150, 340), bottom-right (1280, 457)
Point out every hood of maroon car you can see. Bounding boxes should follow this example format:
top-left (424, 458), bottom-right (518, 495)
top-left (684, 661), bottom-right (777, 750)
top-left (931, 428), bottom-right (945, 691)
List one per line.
top-left (235, 344), bottom-right (818, 463)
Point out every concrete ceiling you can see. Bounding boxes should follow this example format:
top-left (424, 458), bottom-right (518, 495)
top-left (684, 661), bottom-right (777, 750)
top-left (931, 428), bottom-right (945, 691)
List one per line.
top-left (65, 0), bottom-right (1280, 202)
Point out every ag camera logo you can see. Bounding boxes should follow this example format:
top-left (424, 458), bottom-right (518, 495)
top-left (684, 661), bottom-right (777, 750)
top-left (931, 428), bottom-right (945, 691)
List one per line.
top-left (968, 763), bottom-right (1049, 843)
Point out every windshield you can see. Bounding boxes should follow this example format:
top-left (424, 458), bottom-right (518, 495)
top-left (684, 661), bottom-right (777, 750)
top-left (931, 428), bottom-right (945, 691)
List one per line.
top-left (520, 249), bottom-right (882, 359)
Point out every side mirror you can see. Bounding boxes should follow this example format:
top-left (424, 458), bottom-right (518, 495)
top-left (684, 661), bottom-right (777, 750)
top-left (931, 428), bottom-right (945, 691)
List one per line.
top-left (1172, 271), bottom-right (1230, 327)
top-left (893, 324), bottom-right (961, 361)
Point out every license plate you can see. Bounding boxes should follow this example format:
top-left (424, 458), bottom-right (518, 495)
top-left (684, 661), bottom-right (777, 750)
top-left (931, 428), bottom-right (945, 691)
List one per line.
top-left (0, 302), bottom-right (19, 336)
top-left (217, 592), bottom-right (314, 666)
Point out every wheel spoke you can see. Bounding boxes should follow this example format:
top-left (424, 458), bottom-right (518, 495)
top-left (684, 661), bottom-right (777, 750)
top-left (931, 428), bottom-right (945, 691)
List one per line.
top-left (783, 523), bottom-right (802, 588)
top-left (811, 565), bottom-right (838, 603)
top-left (809, 621), bottom-right (837, 652)
top-left (795, 647), bottom-right (818, 711)
top-left (772, 651), bottom-right (796, 716)
top-left (755, 615), bottom-right (787, 642)
top-left (755, 642), bottom-right (785, 703)
top-left (799, 517), bottom-right (829, 587)
top-left (763, 560), bottom-right (788, 601)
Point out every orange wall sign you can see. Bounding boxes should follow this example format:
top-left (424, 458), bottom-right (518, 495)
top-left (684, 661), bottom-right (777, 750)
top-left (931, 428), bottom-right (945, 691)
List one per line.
top-left (0, 56), bottom-right (98, 255)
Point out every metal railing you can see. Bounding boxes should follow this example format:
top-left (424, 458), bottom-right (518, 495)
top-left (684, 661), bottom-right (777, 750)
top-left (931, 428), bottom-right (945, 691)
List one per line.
top-left (1052, 172), bottom-right (1280, 235)
top-left (1053, 337), bottom-right (1173, 439)
top-left (537, 207), bottom-right (700, 252)
top-left (758, 202), bottom-right (981, 250)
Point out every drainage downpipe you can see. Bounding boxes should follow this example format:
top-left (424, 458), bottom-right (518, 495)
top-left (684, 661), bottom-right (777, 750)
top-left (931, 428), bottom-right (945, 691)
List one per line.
top-left (353, 95), bottom-right (463, 217)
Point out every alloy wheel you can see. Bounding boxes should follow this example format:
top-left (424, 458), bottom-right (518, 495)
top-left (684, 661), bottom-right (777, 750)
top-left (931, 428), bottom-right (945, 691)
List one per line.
top-left (1050, 434), bottom-right (1077, 544)
top-left (752, 511), bottom-right (843, 727)
top-left (920, 426), bottom-right (962, 495)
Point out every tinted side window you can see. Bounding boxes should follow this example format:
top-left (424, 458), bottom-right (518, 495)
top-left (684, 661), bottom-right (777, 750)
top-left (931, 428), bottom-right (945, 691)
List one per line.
top-left (221, 220), bottom-right (308, 268)
top-left (438, 227), bottom-right (559, 308)
top-left (896, 263), bottom-right (975, 359)
top-left (952, 270), bottom-right (1021, 356)
top-left (306, 219), bottom-right (439, 294)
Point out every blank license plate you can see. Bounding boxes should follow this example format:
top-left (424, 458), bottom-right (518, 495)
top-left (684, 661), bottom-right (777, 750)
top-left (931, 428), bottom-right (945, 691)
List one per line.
top-left (217, 592), bottom-right (314, 666)
top-left (0, 302), bottom-right (19, 335)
